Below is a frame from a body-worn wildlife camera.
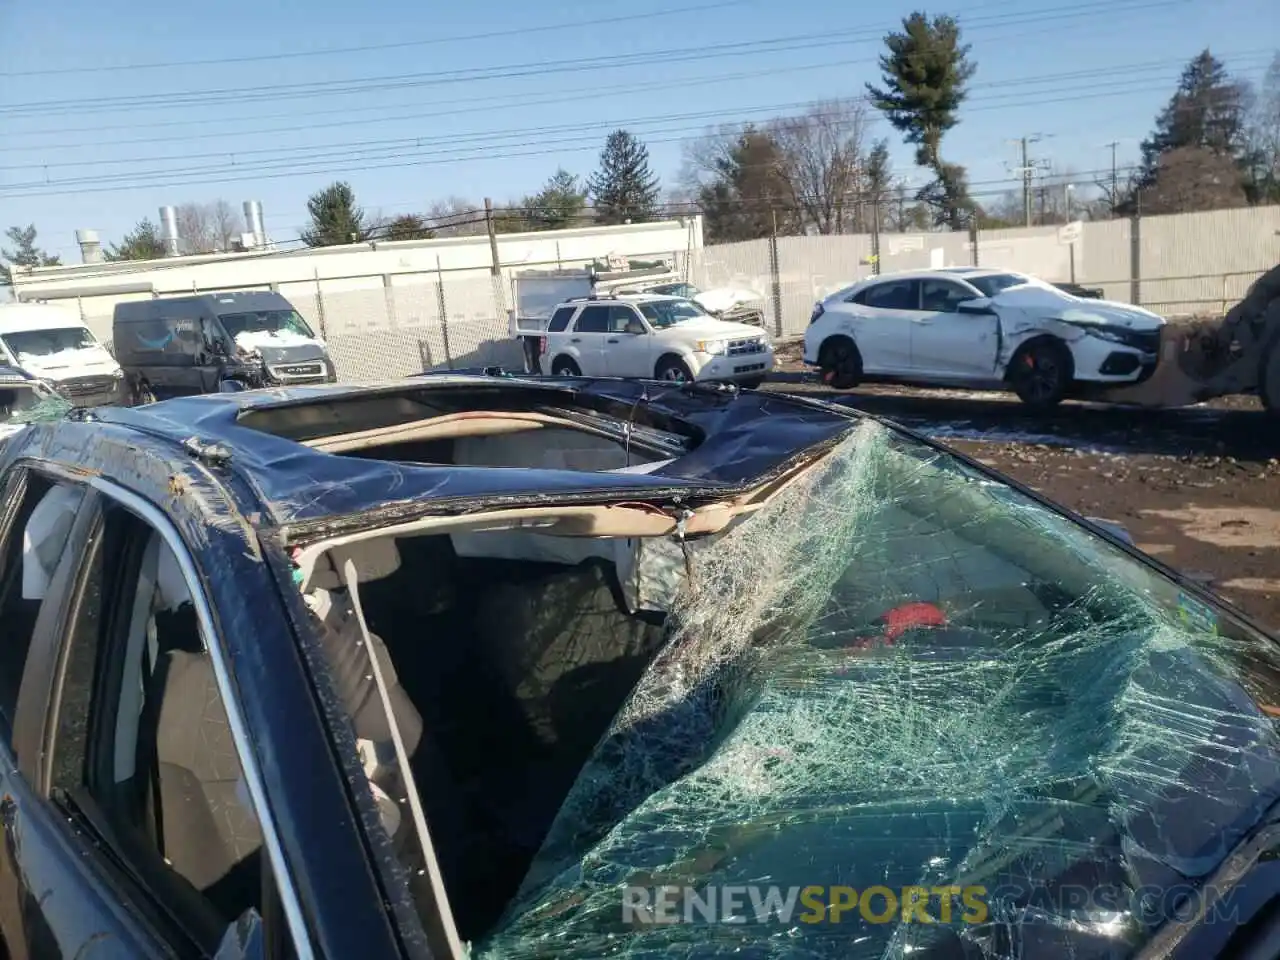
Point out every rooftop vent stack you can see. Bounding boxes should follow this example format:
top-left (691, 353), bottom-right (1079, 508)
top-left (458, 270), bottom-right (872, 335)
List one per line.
top-left (243, 200), bottom-right (266, 248)
top-left (75, 228), bottom-right (103, 264)
top-left (159, 205), bottom-right (181, 256)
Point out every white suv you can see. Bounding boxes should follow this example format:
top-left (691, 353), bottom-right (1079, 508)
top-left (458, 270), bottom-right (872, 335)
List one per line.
top-left (542, 294), bottom-right (774, 386)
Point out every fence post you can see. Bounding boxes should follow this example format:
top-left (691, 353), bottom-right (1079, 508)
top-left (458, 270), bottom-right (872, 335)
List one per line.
top-left (313, 268), bottom-right (327, 340)
top-left (436, 255), bottom-right (452, 368)
top-left (871, 198), bottom-right (882, 276)
top-left (968, 217), bottom-right (979, 267)
top-left (768, 209), bottom-right (783, 337)
top-left (1129, 205), bottom-right (1142, 306)
top-left (382, 274), bottom-right (397, 329)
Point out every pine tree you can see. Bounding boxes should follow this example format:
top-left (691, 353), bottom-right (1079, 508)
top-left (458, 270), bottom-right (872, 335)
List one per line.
top-left (1138, 50), bottom-right (1251, 188)
top-left (697, 127), bottom-right (792, 242)
top-left (105, 219), bottom-right (167, 261)
top-left (523, 169), bottom-right (587, 229)
top-left (301, 181), bottom-right (368, 247)
top-left (588, 131), bottom-right (661, 225)
top-left (0, 224), bottom-right (60, 285)
top-left (866, 12), bottom-right (976, 230)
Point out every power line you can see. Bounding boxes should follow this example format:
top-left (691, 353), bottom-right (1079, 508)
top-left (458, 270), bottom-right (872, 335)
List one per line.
top-left (0, 79), bottom-right (1192, 199)
top-left (0, 0), bottom-right (1185, 118)
top-left (0, 0), bottom-right (760, 77)
top-left (6, 55), bottom-right (1252, 175)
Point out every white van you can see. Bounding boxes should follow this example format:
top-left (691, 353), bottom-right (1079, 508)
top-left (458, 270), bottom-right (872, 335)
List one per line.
top-left (0, 302), bottom-right (126, 406)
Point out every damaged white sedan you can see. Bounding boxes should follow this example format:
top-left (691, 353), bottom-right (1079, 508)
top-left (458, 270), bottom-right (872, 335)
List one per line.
top-left (804, 268), bottom-right (1165, 408)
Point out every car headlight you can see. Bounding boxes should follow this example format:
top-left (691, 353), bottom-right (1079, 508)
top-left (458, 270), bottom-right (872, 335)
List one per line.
top-left (1085, 326), bottom-right (1130, 344)
top-left (696, 339), bottom-right (729, 356)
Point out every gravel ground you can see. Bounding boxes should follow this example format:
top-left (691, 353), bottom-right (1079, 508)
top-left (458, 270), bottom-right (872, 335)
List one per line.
top-left (768, 342), bottom-right (1280, 630)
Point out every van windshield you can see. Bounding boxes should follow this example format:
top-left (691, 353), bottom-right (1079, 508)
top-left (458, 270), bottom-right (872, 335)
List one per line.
top-left (219, 309), bottom-right (315, 342)
top-left (2, 327), bottom-right (98, 360)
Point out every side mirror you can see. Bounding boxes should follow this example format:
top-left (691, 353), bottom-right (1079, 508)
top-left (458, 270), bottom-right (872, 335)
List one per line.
top-left (625, 322), bottom-right (646, 335)
top-left (219, 379), bottom-right (248, 393)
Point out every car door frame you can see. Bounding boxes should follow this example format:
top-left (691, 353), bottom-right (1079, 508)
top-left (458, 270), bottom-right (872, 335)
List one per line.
top-left (909, 276), bottom-right (1001, 379)
top-left (566, 303), bottom-right (613, 375)
top-left (1, 469), bottom-right (181, 959)
top-left (843, 278), bottom-right (921, 373)
top-left (0, 464), bottom-right (338, 959)
top-left (602, 304), bottom-right (652, 378)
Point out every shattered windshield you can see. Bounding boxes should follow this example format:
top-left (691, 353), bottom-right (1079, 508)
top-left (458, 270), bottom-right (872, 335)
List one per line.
top-left (2, 326), bottom-right (98, 360)
top-left (0, 375), bottom-right (72, 434)
top-left (639, 298), bottom-right (711, 328)
top-left (301, 420), bottom-right (1280, 959)
top-left (218, 309), bottom-right (315, 341)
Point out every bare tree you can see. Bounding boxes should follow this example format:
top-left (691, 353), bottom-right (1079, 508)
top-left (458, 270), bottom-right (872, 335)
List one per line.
top-left (175, 200), bottom-right (244, 253)
top-left (425, 197), bottom-right (488, 237)
top-left (767, 99), bottom-right (873, 234)
top-left (175, 203), bottom-right (214, 254)
top-left (210, 200), bottom-right (244, 250)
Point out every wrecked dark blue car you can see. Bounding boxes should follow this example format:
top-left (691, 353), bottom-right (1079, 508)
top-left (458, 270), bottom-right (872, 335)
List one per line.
top-left (1, 373), bottom-right (1279, 960)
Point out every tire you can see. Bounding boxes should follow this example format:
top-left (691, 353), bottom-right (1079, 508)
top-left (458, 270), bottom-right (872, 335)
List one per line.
top-left (1009, 338), bottom-right (1073, 409)
top-left (818, 336), bottom-right (862, 390)
top-left (655, 356), bottom-right (694, 382)
top-left (551, 356), bottom-right (581, 377)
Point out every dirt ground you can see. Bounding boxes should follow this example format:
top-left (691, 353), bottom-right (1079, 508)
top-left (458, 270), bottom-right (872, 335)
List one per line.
top-left (769, 342), bottom-right (1280, 630)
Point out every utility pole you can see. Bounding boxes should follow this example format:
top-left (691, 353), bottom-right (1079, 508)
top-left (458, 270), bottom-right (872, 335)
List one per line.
top-left (1105, 141), bottom-right (1119, 215)
top-left (484, 197), bottom-right (501, 277)
top-left (1006, 135), bottom-right (1048, 227)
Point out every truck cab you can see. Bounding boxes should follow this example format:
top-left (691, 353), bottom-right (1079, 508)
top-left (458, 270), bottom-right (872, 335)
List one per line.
top-left (0, 302), bottom-right (126, 407)
top-left (112, 291), bottom-right (336, 403)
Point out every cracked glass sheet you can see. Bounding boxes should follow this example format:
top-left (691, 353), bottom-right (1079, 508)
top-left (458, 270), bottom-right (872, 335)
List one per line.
top-left (475, 420), bottom-right (1280, 960)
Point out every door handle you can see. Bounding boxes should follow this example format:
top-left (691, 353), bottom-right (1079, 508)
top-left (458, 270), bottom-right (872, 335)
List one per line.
top-left (913, 318), bottom-right (933, 324)
top-left (606, 338), bottom-right (619, 343)
top-left (570, 338), bottom-right (581, 343)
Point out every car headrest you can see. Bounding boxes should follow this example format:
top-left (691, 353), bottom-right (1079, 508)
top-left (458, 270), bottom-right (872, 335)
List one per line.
top-left (21, 484), bottom-right (81, 600)
top-left (154, 539), bottom-right (192, 612)
top-left (307, 538), bottom-right (401, 592)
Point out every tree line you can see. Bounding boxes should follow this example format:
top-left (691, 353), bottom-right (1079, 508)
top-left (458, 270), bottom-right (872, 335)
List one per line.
top-left (4, 14), bottom-right (1278, 277)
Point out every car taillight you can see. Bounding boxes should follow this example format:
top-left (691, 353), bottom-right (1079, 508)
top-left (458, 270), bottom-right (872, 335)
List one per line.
top-left (809, 302), bottom-right (825, 325)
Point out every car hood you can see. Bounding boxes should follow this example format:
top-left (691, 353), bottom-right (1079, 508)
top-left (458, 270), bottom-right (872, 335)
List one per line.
top-left (694, 286), bottom-right (764, 314)
top-left (478, 425), bottom-right (1280, 960)
top-left (15, 344), bottom-right (122, 379)
top-left (994, 287), bottom-right (1166, 331)
top-left (669, 316), bottom-right (769, 341)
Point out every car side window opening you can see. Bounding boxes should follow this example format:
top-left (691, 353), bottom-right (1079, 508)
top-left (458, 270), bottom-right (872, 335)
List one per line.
top-left (573, 305), bottom-right (610, 334)
top-left (859, 280), bottom-right (920, 311)
top-left (0, 470), bottom-right (86, 743)
top-left (921, 278), bottom-right (979, 313)
top-left (606, 306), bottom-right (639, 334)
top-left (47, 503), bottom-right (287, 953)
top-left (547, 307), bottom-right (575, 333)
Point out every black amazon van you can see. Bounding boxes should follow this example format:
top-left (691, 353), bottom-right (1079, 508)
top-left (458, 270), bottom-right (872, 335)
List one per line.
top-left (112, 291), bottom-right (337, 403)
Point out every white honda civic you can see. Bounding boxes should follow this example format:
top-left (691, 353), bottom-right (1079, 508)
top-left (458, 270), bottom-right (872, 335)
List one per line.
top-left (803, 268), bottom-right (1166, 408)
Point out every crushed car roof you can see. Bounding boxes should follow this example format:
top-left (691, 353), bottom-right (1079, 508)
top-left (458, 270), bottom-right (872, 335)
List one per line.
top-left (81, 374), bottom-right (860, 534)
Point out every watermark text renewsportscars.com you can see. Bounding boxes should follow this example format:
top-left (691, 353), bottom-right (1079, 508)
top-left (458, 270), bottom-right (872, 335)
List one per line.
top-left (623, 885), bottom-right (989, 925)
top-left (622, 883), bottom-right (1251, 927)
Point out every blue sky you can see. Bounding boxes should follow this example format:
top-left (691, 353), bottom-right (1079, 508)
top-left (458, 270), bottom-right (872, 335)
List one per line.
top-left (1, 0), bottom-right (1276, 262)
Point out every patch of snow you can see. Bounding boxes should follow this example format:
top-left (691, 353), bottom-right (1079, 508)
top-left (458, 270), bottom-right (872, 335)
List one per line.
top-left (234, 329), bottom-right (325, 352)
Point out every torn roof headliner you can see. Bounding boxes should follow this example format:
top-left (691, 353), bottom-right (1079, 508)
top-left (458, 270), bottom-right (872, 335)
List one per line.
top-left (84, 375), bottom-right (861, 533)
